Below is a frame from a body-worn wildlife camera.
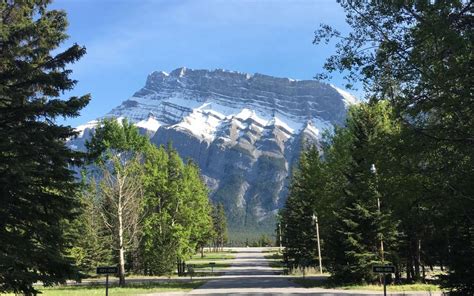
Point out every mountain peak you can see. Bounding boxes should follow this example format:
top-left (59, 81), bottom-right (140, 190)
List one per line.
top-left (170, 67), bottom-right (187, 77)
top-left (71, 67), bottom-right (356, 232)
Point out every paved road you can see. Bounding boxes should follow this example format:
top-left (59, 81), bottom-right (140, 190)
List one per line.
top-left (187, 247), bottom-right (302, 295)
top-left (152, 247), bottom-right (442, 296)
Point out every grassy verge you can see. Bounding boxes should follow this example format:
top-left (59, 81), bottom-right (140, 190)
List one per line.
top-left (264, 252), bottom-right (285, 269)
top-left (293, 278), bottom-right (443, 292)
top-left (187, 252), bottom-right (234, 276)
top-left (1, 281), bottom-right (204, 296)
top-left (191, 252), bottom-right (235, 260)
top-left (188, 262), bottom-right (231, 269)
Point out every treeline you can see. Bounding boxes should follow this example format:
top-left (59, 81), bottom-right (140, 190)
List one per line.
top-left (282, 1), bottom-right (472, 295)
top-left (282, 100), bottom-right (472, 290)
top-left (70, 119), bottom-right (228, 284)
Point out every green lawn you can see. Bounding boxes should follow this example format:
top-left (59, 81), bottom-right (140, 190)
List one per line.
top-left (264, 252), bottom-right (285, 269)
top-left (191, 252), bottom-right (235, 260)
top-left (187, 250), bottom-right (234, 276)
top-left (293, 278), bottom-right (443, 292)
top-left (1, 281), bottom-right (204, 296)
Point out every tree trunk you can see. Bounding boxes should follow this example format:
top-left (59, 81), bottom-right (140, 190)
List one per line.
top-left (407, 247), bottom-right (414, 282)
top-left (414, 239), bottom-right (421, 281)
top-left (118, 173), bottom-right (126, 286)
top-left (119, 246), bottom-right (126, 286)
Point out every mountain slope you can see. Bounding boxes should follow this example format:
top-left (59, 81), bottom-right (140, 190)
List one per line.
top-left (69, 67), bottom-right (356, 239)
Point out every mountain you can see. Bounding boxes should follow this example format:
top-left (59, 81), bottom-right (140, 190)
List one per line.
top-left (69, 67), bottom-right (356, 240)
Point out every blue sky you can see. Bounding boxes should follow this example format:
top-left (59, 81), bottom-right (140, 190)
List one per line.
top-left (52, 0), bottom-right (351, 127)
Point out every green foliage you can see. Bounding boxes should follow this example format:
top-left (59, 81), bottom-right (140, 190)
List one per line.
top-left (85, 118), bottom-right (149, 163)
top-left (312, 1), bottom-right (473, 292)
top-left (211, 203), bottom-right (228, 251)
top-left (328, 103), bottom-right (400, 284)
top-left (142, 146), bottom-right (213, 275)
top-left (250, 234), bottom-right (273, 247)
top-left (67, 180), bottom-right (113, 275)
top-left (82, 119), bottom-right (214, 278)
top-left (282, 145), bottom-right (325, 270)
top-left (282, 102), bottom-right (401, 284)
top-left (0, 1), bottom-right (90, 294)
top-left (85, 119), bottom-right (147, 286)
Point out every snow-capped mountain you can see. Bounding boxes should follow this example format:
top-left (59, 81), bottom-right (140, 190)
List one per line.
top-left (70, 67), bottom-right (356, 234)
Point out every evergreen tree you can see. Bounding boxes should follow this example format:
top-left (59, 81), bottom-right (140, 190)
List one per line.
top-left (0, 1), bottom-right (89, 294)
top-left (282, 146), bottom-right (325, 271)
top-left (212, 203), bottom-right (228, 252)
top-left (329, 103), bottom-right (399, 284)
top-left (67, 179), bottom-right (113, 275)
top-left (314, 2), bottom-right (473, 292)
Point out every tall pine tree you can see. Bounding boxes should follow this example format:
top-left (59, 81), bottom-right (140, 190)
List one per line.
top-left (282, 145), bottom-right (325, 271)
top-left (0, 1), bottom-right (90, 294)
top-left (314, 2), bottom-right (473, 292)
top-left (329, 103), bottom-right (399, 284)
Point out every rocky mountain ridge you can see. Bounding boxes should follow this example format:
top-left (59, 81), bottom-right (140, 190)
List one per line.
top-left (69, 67), bottom-right (356, 237)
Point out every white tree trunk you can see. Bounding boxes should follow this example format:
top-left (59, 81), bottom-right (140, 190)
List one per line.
top-left (118, 171), bottom-right (126, 286)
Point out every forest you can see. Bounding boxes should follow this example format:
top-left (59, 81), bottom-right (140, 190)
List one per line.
top-left (280, 1), bottom-right (473, 295)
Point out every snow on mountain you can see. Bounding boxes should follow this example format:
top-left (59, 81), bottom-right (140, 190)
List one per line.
top-left (331, 84), bottom-right (358, 107)
top-left (135, 115), bottom-right (161, 132)
top-left (70, 67), bottom-right (357, 234)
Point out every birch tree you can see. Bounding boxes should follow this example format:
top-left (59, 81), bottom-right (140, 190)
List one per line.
top-left (97, 155), bottom-right (143, 286)
top-left (86, 118), bottom-right (148, 285)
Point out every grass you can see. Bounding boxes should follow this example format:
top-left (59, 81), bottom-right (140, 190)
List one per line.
top-left (264, 252), bottom-right (285, 269)
top-left (186, 252), bottom-right (234, 276)
top-left (262, 248), bottom-right (281, 253)
top-left (293, 278), bottom-right (443, 292)
top-left (1, 281), bottom-right (204, 296)
top-left (188, 261), bottom-right (231, 269)
top-left (264, 253), bottom-right (282, 260)
top-left (191, 252), bottom-right (235, 260)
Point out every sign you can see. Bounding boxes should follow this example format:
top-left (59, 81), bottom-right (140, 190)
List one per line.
top-left (96, 266), bottom-right (118, 274)
top-left (372, 265), bottom-right (395, 273)
top-left (209, 262), bottom-right (216, 273)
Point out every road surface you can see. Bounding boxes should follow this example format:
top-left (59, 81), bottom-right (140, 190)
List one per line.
top-left (151, 247), bottom-right (442, 296)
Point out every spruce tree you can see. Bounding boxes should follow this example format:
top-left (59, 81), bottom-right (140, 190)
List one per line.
top-left (282, 146), bottom-right (325, 271)
top-left (67, 180), bottom-right (113, 275)
top-left (314, 2), bottom-right (473, 292)
top-left (212, 203), bottom-right (228, 251)
top-left (329, 103), bottom-right (399, 284)
top-left (0, 1), bottom-right (89, 294)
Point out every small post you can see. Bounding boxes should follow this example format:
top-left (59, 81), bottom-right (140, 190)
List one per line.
top-left (209, 262), bottom-right (216, 274)
top-left (312, 214), bottom-right (323, 274)
top-left (105, 274), bottom-right (109, 296)
top-left (278, 223), bottom-right (282, 249)
top-left (372, 265), bottom-right (394, 296)
top-left (315, 215), bottom-right (322, 274)
top-left (97, 266), bottom-right (117, 296)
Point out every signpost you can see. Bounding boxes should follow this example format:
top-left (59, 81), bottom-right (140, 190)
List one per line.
top-left (187, 264), bottom-right (195, 280)
top-left (372, 265), bottom-right (395, 296)
top-left (97, 266), bottom-right (118, 296)
top-left (209, 262), bottom-right (216, 273)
